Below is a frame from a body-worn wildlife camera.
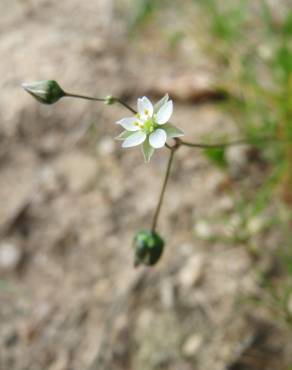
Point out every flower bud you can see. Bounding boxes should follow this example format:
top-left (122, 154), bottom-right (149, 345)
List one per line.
top-left (22, 80), bottom-right (65, 104)
top-left (104, 95), bottom-right (117, 105)
top-left (133, 230), bottom-right (164, 267)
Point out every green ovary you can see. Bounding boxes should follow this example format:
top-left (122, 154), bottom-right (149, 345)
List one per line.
top-left (143, 118), bottom-right (155, 134)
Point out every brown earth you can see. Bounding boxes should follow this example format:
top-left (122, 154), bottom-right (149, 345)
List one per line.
top-left (0, 1), bottom-right (292, 370)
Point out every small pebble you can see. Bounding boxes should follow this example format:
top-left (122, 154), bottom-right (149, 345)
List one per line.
top-left (194, 220), bottom-right (213, 240)
top-left (182, 334), bottom-right (203, 357)
top-left (0, 242), bottom-right (23, 272)
top-left (178, 255), bottom-right (205, 288)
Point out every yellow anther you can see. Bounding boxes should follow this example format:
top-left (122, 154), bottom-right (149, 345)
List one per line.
top-left (144, 109), bottom-right (149, 115)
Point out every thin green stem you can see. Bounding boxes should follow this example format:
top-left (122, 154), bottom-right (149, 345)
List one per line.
top-left (179, 138), bottom-right (247, 148)
top-left (64, 92), bottom-right (137, 114)
top-left (151, 147), bottom-right (176, 232)
top-left (65, 92), bottom-right (106, 102)
top-left (165, 143), bottom-right (173, 150)
top-left (176, 136), bottom-right (288, 149)
top-left (115, 98), bottom-right (137, 114)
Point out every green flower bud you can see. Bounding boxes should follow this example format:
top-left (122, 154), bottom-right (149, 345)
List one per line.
top-left (104, 95), bottom-right (117, 105)
top-left (133, 230), bottom-right (164, 267)
top-left (22, 80), bottom-right (65, 105)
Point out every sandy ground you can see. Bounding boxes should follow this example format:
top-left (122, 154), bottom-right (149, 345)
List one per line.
top-left (0, 1), bottom-right (292, 370)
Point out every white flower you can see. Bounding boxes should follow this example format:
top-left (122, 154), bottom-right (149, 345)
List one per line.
top-left (115, 95), bottom-right (184, 162)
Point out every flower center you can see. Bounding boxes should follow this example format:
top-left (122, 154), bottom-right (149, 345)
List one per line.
top-left (143, 118), bottom-right (155, 134)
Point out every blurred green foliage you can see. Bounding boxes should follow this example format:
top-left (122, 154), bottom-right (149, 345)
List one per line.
top-left (194, 0), bottom-right (248, 42)
top-left (196, 0), bottom-right (292, 324)
top-left (203, 146), bottom-right (227, 168)
top-left (128, 0), bottom-right (167, 33)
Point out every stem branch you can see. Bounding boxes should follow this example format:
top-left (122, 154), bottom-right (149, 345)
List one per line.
top-left (115, 98), bottom-right (137, 114)
top-left (177, 136), bottom-right (286, 149)
top-left (151, 147), bottom-right (176, 232)
top-left (65, 92), bottom-right (106, 102)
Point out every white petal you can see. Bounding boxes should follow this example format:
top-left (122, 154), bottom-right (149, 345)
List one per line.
top-left (154, 94), bottom-right (169, 113)
top-left (149, 129), bottom-right (167, 149)
top-left (122, 131), bottom-right (147, 148)
top-left (116, 117), bottom-right (141, 131)
top-left (156, 100), bottom-right (173, 124)
top-left (137, 96), bottom-right (153, 119)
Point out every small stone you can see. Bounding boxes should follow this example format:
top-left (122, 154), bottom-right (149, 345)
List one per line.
top-left (178, 255), bottom-right (205, 288)
top-left (37, 166), bottom-right (61, 196)
top-left (0, 242), bottom-right (23, 272)
top-left (222, 214), bottom-right (242, 237)
top-left (182, 334), bottom-right (203, 357)
top-left (97, 136), bottom-right (115, 155)
top-left (194, 220), bottom-right (213, 240)
top-left (217, 196), bottom-right (234, 212)
top-left (246, 216), bottom-right (266, 235)
top-left (160, 279), bottom-right (175, 308)
top-left (258, 44), bottom-right (273, 61)
top-left (225, 145), bottom-right (249, 178)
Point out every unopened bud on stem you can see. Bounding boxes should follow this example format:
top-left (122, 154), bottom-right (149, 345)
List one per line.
top-left (22, 80), bottom-right (65, 105)
top-left (133, 230), bottom-right (164, 267)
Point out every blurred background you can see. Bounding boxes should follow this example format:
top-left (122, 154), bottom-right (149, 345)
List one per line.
top-left (0, 0), bottom-right (292, 369)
